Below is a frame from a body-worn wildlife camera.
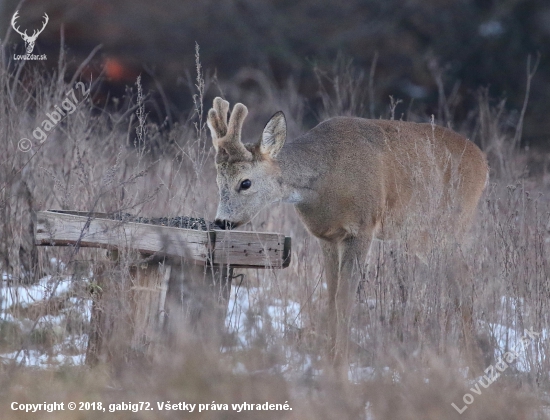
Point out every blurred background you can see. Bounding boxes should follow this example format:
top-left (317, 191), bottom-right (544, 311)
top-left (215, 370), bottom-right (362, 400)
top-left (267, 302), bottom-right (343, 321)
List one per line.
top-left (1, 0), bottom-right (549, 146)
top-left (2, 2), bottom-right (550, 415)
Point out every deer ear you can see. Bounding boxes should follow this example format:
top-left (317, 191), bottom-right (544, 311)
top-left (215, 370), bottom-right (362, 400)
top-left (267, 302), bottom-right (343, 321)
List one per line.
top-left (260, 111), bottom-right (286, 158)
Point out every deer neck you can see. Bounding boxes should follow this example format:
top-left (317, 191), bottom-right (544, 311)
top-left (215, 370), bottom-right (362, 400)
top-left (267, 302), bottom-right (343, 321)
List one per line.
top-left (276, 142), bottom-right (325, 205)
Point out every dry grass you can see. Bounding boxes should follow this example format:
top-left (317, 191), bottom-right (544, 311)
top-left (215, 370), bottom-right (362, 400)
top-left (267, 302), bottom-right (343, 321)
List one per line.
top-left (0, 51), bottom-right (549, 419)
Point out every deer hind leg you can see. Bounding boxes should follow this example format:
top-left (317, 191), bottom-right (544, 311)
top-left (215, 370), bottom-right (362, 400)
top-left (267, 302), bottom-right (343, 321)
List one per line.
top-left (322, 234), bottom-right (373, 378)
top-left (444, 244), bottom-right (485, 370)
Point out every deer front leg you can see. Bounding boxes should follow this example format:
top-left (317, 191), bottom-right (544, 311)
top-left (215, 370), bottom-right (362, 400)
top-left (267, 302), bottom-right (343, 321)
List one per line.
top-left (333, 234), bottom-right (373, 376)
top-left (320, 240), bottom-right (339, 364)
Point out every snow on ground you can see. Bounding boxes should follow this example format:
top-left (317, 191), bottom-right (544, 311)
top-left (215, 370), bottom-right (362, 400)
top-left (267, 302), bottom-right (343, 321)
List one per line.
top-left (224, 286), bottom-right (550, 382)
top-left (1, 273), bottom-right (546, 380)
top-left (488, 322), bottom-right (548, 372)
top-left (0, 333), bottom-right (88, 368)
top-left (0, 347), bottom-right (86, 368)
top-left (0, 272), bottom-right (89, 368)
top-left (225, 285), bottom-right (302, 348)
top-left (1, 275), bottom-right (72, 312)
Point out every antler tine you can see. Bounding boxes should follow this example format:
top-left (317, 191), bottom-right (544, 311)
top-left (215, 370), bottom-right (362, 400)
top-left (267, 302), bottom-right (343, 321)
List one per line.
top-left (207, 97), bottom-right (230, 143)
top-left (11, 11), bottom-right (27, 36)
top-left (38, 13), bottom-right (48, 34)
top-left (227, 103), bottom-right (248, 141)
top-left (30, 13), bottom-right (49, 39)
top-left (11, 10), bottom-right (18, 25)
top-left (207, 97), bottom-right (252, 160)
top-left (213, 97), bottom-right (229, 129)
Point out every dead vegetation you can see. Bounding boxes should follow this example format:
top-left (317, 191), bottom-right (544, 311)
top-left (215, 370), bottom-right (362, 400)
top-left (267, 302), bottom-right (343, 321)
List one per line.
top-left (0, 50), bottom-right (549, 419)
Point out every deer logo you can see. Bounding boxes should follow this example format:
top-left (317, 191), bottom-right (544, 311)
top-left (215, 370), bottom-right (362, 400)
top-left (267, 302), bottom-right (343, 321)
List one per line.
top-left (11, 11), bottom-right (49, 54)
top-left (208, 97), bottom-right (489, 377)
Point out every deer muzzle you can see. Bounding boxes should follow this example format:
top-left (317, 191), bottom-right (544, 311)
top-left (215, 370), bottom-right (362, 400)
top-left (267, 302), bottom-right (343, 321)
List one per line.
top-left (214, 219), bottom-right (239, 230)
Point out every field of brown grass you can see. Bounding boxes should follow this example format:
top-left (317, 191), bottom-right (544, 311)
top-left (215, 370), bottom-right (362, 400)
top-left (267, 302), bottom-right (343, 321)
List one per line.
top-left (0, 50), bottom-right (549, 419)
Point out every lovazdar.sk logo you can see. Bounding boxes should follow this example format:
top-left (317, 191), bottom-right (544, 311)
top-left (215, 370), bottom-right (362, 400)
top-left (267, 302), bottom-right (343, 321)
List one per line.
top-left (11, 10), bottom-right (48, 61)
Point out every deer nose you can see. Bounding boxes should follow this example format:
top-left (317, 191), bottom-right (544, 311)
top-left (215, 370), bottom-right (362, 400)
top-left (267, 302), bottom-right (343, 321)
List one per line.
top-left (214, 219), bottom-right (236, 230)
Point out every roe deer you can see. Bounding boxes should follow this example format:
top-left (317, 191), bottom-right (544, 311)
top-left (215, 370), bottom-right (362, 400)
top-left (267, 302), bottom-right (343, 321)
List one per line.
top-left (207, 97), bottom-right (488, 374)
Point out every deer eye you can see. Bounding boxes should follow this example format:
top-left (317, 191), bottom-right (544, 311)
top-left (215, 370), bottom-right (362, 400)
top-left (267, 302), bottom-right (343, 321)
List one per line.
top-left (240, 179), bottom-right (252, 190)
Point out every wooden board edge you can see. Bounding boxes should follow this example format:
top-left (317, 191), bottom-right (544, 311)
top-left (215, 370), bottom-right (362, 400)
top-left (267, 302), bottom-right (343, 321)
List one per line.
top-left (34, 211), bottom-right (292, 269)
top-left (46, 209), bottom-right (112, 218)
top-left (282, 236), bottom-right (291, 268)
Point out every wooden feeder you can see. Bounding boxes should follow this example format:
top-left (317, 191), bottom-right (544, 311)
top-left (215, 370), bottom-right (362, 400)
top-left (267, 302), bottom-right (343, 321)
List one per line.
top-left (34, 210), bottom-right (291, 365)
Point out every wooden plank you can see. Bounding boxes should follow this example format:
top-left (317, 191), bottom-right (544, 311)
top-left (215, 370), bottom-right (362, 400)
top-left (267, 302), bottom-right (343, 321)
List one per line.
top-left (34, 210), bottom-right (290, 268)
top-left (35, 210), bottom-right (210, 262)
top-left (210, 229), bottom-right (286, 268)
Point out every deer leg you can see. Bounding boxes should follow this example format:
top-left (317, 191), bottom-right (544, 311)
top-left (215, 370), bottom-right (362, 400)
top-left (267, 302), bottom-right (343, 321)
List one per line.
top-left (320, 240), bottom-right (339, 363)
top-left (333, 234), bottom-right (373, 376)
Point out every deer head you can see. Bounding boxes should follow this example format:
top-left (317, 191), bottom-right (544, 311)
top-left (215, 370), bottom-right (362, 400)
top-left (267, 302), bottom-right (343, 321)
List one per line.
top-left (207, 97), bottom-right (287, 229)
top-left (11, 11), bottom-right (49, 54)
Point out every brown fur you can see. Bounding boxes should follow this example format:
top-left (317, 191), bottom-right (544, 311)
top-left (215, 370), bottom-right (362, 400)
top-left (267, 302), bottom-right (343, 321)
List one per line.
top-left (207, 98), bottom-right (489, 376)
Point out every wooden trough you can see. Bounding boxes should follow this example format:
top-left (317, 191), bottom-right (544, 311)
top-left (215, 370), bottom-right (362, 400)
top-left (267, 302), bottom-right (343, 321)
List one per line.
top-left (34, 210), bottom-right (291, 365)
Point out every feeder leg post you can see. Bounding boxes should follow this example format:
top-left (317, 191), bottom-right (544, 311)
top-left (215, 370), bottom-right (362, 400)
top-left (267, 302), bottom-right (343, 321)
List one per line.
top-left (163, 261), bottom-right (232, 346)
top-left (85, 251), bottom-right (118, 366)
